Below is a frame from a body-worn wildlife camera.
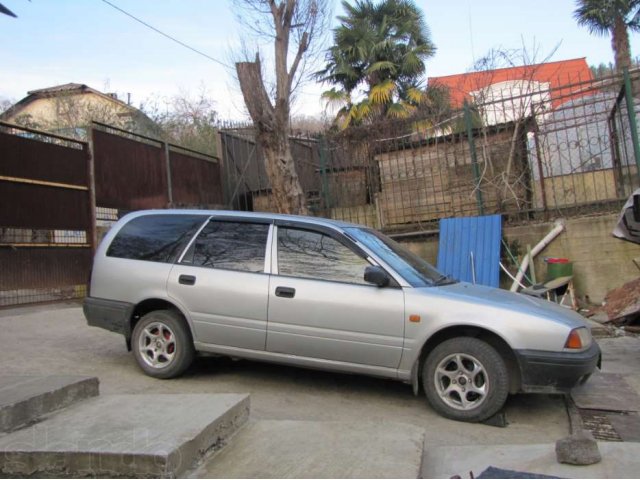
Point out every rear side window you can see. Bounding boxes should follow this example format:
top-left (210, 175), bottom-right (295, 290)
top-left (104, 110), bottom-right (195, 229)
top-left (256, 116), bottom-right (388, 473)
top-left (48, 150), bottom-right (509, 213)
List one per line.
top-left (181, 221), bottom-right (270, 273)
top-left (107, 214), bottom-right (207, 263)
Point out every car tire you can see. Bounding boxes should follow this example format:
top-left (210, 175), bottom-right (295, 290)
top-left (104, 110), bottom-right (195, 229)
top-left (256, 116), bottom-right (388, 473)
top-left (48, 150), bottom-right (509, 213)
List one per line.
top-left (132, 310), bottom-right (195, 379)
top-left (422, 337), bottom-right (509, 422)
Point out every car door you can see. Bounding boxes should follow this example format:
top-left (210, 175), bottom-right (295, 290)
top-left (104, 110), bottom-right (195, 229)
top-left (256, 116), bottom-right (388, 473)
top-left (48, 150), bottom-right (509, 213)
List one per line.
top-left (266, 224), bottom-right (405, 369)
top-left (167, 218), bottom-right (271, 351)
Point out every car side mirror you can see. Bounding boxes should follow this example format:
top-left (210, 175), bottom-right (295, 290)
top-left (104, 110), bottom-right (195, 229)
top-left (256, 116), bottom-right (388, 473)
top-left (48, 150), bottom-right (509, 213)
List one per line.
top-left (364, 265), bottom-right (390, 287)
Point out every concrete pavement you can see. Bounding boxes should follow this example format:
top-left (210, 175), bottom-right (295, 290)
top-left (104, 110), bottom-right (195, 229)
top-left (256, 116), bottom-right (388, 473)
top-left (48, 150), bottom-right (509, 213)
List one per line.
top-left (192, 420), bottom-right (425, 478)
top-left (3, 302), bottom-right (640, 477)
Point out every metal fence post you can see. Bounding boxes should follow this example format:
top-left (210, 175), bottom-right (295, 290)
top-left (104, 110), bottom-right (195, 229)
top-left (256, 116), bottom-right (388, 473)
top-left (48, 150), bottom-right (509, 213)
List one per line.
top-left (623, 67), bottom-right (640, 183)
top-left (164, 141), bottom-right (173, 207)
top-left (464, 100), bottom-right (485, 215)
top-left (319, 136), bottom-right (330, 210)
top-left (530, 104), bottom-right (548, 213)
top-left (86, 132), bottom-right (98, 252)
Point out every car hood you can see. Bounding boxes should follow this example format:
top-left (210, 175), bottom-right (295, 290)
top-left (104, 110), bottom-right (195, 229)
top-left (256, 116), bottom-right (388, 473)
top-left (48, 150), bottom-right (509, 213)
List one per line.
top-left (420, 281), bottom-right (587, 328)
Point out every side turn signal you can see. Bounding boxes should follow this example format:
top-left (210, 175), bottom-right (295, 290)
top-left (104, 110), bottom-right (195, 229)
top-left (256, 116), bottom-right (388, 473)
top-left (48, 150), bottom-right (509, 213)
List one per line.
top-left (564, 327), bottom-right (591, 350)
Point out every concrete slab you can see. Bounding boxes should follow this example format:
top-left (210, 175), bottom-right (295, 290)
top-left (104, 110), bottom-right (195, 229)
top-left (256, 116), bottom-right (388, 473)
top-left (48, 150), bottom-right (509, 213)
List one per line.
top-left (422, 443), bottom-right (640, 479)
top-left (572, 372), bottom-right (640, 412)
top-left (193, 420), bottom-right (425, 478)
top-left (607, 412), bottom-right (640, 442)
top-left (0, 375), bottom-right (99, 433)
top-left (0, 393), bottom-right (249, 478)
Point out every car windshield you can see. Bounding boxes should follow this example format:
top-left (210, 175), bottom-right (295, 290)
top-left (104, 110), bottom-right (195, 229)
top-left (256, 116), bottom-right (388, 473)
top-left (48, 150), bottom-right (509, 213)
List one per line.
top-left (345, 227), bottom-right (456, 287)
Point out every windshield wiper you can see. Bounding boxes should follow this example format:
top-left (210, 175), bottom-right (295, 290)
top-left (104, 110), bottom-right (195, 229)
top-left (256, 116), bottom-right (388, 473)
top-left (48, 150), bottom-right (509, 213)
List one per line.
top-left (433, 274), bottom-right (455, 286)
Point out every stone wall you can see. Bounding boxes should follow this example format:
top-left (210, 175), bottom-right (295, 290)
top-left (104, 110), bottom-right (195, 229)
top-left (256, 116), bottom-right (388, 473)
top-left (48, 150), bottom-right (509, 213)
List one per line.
top-left (399, 213), bottom-right (640, 305)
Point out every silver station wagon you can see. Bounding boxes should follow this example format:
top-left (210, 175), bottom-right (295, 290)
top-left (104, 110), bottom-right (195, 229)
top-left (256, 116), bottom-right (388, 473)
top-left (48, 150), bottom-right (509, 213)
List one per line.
top-left (84, 210), bottom-right (600, 422)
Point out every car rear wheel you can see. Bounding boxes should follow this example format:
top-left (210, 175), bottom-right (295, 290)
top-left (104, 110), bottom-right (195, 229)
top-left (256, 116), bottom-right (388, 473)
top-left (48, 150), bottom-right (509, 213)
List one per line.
top-left (423, 337), bottom-right (509, 422)
top-left (132, 310), bottom-right (195, 379)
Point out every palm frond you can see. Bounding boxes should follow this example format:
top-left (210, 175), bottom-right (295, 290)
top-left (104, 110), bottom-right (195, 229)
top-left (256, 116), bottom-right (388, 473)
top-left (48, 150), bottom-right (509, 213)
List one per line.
top-left (386, 102), bottom-right (412, 119)
top-left (321, 88), bottom-right (350, 110)
top-left (369, 79), bottom-right (396, 105)
top-left (365, 61), bottom-right (397, 75)
top-left (405, 87), bottom-right (424, 104)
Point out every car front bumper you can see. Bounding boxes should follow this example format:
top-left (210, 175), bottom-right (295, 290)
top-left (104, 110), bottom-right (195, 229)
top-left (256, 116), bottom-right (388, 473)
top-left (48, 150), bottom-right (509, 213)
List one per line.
top-left (515, 342), bottom-right (601, 394)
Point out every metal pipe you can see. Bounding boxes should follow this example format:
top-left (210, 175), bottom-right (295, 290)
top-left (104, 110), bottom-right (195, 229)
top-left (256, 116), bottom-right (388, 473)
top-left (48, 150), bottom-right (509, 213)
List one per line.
top-left (470, 251), bottom-right (476, 285)
top-left (510, 219), bottom-right (565, 292)
top-left (501, 262), bottom-right (526, 289)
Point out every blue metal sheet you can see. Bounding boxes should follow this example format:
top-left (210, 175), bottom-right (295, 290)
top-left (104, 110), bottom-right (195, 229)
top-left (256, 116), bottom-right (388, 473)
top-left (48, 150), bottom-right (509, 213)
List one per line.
top-left (436, 215), bottom-right (502, 287)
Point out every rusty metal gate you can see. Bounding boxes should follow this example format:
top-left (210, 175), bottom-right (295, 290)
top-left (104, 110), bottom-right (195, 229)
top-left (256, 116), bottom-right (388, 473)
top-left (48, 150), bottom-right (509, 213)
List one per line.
top-left (0, 122), bottom-right (94, 306)
top-left (1, 120), bottom-right (223, 307)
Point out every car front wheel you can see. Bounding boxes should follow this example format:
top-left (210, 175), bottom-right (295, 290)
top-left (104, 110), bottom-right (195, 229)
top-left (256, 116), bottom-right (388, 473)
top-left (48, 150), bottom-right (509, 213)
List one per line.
top-left (423, 337), bottom-right (509, 422)
top-left (132, 310), bottom-right (195, 379)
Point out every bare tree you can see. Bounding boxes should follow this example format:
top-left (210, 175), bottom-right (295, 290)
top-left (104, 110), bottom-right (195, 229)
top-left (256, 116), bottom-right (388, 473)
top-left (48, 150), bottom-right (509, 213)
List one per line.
top-left (233, 0), bottom-right (330, 214)
top-left (142, 86), bottom-right (219, 155)
top-left (463, 43), bottom-right (561, 210)
top-left (0, 97), bottom-right (13, 115)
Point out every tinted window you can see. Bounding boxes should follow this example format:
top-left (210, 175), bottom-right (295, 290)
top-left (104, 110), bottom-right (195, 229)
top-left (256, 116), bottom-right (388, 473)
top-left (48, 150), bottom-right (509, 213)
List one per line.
top-left (278, 228), bottom-right (370, 285)
top-left (107, 214), bottom-right (207, 263)
top-left (182, 221), bottom-right (269, 273)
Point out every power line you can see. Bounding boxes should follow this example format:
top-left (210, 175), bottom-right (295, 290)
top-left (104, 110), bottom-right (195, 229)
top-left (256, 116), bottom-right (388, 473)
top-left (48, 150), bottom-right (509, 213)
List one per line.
top-left (100, 0), bottom-right (230, 69)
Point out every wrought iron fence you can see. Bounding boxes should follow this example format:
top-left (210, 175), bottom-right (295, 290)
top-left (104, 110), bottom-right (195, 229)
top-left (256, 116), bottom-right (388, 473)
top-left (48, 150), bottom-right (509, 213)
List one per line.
top-left (221, 69), bottom-right (640, 233)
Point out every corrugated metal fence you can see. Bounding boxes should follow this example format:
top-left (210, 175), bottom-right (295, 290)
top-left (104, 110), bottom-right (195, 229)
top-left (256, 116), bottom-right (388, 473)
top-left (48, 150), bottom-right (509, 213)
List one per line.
top-left (0, 122), bottom-right (94, 306)
top-left (1, 121), bottom-right (223, 307)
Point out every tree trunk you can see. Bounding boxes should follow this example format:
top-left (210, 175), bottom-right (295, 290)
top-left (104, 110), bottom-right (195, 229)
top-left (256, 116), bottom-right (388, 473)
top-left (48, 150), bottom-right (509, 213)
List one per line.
top-left (236, 57), bottom-right (309, 215)
top-left (612, 14), bottom-right (631, 73)
top-left (259, 129), bottom-right (308, 214)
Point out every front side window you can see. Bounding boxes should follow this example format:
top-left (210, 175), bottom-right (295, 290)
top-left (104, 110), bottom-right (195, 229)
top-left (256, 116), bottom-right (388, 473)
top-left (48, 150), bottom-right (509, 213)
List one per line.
top-left (277, 227), bottom-right (370, 285)
top-left (181, 220), bottom-right (269, 273)
top-left (107, 214), bottom-right (207, 263)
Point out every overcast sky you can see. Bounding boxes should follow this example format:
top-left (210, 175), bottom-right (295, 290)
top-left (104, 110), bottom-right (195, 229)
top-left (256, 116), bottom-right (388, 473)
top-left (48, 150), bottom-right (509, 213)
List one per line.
top-left (1, 0), bottom-right (639, 120)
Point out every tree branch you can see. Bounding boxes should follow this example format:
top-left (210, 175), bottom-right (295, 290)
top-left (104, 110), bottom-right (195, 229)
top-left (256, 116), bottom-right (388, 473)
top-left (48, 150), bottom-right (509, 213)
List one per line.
top-left (236, 54), bottom-right (275, 128)
top-left (287, 31), bottom-right (309, 93)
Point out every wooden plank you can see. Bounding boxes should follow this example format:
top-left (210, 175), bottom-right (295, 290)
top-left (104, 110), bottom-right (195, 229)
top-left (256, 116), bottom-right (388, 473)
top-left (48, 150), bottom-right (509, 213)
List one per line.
top-left (0, 175), bottom-right (88, 191)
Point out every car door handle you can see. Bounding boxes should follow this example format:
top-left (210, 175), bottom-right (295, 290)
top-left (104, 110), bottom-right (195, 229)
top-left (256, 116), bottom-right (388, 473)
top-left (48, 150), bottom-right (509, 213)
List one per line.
top-left (178, 274), bottom-right (196, 286)
top-left (275, 286), bottom-right (296, 298)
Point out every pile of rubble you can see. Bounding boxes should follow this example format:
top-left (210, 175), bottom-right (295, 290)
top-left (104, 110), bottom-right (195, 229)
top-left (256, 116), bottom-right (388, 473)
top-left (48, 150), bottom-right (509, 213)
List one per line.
top-left (588, 277), bottom-right (640, 333)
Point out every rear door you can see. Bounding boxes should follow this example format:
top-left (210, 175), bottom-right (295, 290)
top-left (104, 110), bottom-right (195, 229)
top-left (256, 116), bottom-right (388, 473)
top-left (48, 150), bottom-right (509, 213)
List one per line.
top-left (266, 224), bottom-right (405, 368)
top-left (167, 218), bottom-right (272, 351)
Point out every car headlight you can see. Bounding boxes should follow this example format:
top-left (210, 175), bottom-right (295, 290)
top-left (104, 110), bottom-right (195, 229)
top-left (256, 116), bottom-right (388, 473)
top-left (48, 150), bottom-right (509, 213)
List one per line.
top-left (564, 327), bottom-right (592, 350)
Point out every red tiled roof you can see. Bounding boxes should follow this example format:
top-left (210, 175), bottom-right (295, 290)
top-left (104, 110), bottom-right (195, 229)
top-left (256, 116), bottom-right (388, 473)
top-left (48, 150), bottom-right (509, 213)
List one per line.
top-left (428, 58), bottom-right (593, 108)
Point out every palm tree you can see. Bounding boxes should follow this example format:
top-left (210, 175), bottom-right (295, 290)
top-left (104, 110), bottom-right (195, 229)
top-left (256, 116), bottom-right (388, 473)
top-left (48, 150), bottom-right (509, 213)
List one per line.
top-left (316, 0), bottom-right (435, 128)
top-left (574, 0), bottom-right (640, 73)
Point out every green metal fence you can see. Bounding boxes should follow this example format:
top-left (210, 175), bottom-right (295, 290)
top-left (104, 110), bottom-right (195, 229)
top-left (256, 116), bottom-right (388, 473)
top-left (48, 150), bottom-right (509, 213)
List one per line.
top-left (221, 69), bottom-right (640, 232)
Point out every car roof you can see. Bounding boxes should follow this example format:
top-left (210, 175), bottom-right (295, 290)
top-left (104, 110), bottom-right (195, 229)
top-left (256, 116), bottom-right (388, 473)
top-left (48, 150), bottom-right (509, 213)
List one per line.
top-left (122, 209), bottom-right (365, 230)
